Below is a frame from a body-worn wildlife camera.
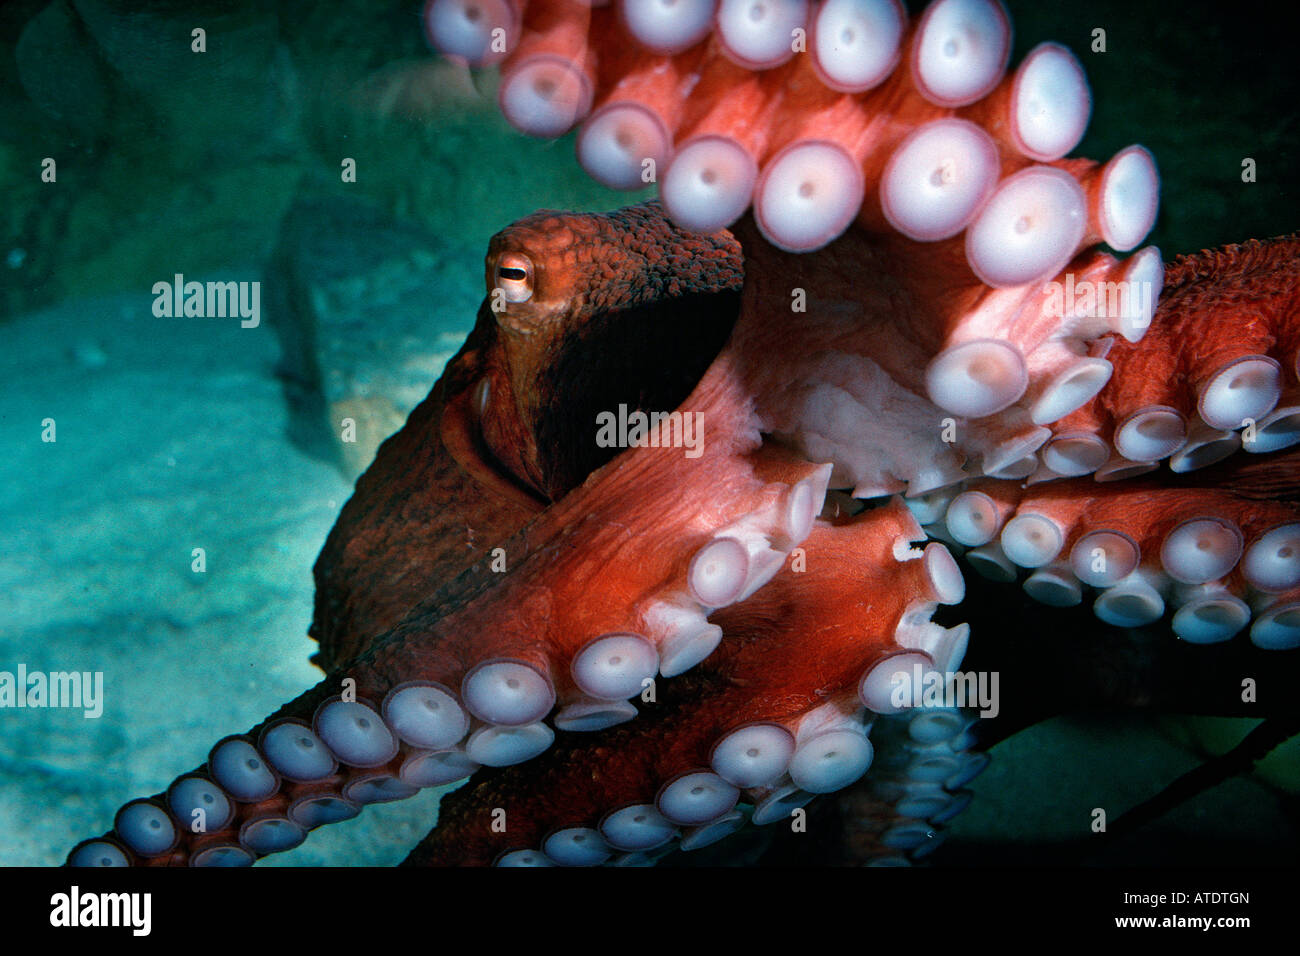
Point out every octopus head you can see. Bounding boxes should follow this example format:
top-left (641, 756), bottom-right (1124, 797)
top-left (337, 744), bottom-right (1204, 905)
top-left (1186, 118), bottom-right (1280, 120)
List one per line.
top-left (465, 201), bottom-right (747, 499)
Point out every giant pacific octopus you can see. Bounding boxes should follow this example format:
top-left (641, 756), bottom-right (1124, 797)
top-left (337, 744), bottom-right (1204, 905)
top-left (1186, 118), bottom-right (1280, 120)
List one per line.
top-left (68, 0), bottom-right (1300, 867)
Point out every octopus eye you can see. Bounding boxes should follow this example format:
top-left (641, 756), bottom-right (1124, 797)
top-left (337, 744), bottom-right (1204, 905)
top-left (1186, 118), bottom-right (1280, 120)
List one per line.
top-left (495, 253), bottom-right (534, 303)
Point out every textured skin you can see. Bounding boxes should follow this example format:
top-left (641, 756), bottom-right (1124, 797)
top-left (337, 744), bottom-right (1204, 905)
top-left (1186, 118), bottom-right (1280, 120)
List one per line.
top-left (409, 504), bottom-right (939, 865)
top-left (310, 202), bottom-right (743, 668)
top-left (1096, 237), bottom-right (1300, 425)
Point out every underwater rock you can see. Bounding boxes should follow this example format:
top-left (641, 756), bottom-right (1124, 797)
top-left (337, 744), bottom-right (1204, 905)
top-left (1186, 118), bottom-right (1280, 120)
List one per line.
top-left (19, 0), bottom-right (297, 159)
top-left (265, 191), bottom-right (477, 478)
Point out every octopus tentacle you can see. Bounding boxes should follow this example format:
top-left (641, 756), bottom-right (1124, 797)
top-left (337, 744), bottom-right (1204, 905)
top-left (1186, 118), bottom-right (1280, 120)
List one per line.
top-left (71, 496), bottom-right (962, 867)
top-left (425, 0), bottom-right (1158, 274)
top-left (69, 322), bottom-right (834, 866)
top-left (919, 447), bottom-right (1300, 647)
top-left (70, 678), bottom-right (341, 866)
top-left (349, 383), bottom-right (834, 755)
top-left (730, 226), bottom-right (1158, 496)
top-left (403, 502), bottom-right (975, 866)
top-left (1035, 236), bottom-right (1300, 478)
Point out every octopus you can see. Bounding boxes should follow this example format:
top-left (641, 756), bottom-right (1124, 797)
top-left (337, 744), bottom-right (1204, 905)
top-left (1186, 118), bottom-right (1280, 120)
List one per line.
top-left (64, 0), bottom-right (1299, 867)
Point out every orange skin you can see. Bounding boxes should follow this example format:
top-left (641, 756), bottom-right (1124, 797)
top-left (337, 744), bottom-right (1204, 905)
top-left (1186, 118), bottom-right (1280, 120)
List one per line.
top-left (309, 203), bottom-right (743, 669)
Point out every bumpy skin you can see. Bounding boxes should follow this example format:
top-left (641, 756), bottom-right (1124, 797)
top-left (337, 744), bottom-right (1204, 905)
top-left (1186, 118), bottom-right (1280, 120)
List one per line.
top-left (69, 0), bottom-right (1300, 868)
top-left (409, 504), bottom-right (959, 865)
top-left (310, 202), bottom-right (744, 668)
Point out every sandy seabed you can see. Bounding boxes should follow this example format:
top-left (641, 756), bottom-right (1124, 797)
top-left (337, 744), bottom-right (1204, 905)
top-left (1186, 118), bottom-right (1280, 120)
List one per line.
top-left (0, 282), bottom-right (449, 866)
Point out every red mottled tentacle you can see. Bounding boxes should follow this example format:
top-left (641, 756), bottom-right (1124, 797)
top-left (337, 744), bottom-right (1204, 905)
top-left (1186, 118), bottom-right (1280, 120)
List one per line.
top-left (407, 707), bottom-right (986, 867)
top-left (403, 503), bottom-right (979, 866)
top-left (726, 223), bottom-right (1156, 497)
top-left (423, 0), bottom-right (1157, 272)
top-left (914, 449), bottom-right (1300, 648)
top-left (1084, 237), bottom-right (1300, 474)
top-left (351, 359), bottom-right (834, 739)
top-left (727, 228), bottom-right (1299, 502)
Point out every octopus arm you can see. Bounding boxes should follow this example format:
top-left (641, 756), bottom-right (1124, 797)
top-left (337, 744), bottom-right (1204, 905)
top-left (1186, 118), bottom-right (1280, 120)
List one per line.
top-left (405, 500), bottom-right (972, 866)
